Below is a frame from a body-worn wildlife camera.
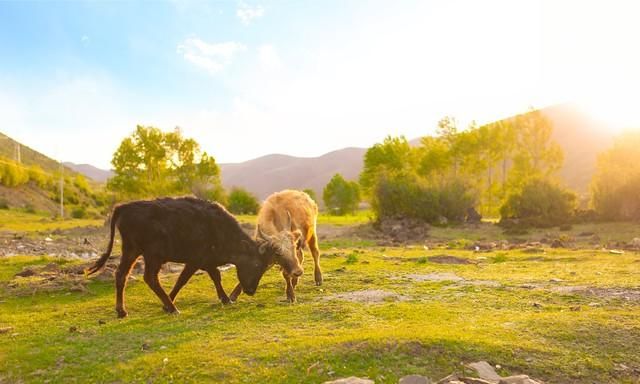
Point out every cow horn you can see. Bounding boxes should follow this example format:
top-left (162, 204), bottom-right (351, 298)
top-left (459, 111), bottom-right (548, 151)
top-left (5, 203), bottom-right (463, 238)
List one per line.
top-left (286, 210), bottom-right (293, 231)
top-left (257, 225), bottom-right (271, 241)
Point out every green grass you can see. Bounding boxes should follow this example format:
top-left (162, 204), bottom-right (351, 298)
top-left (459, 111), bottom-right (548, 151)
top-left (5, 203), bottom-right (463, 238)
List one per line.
top-left (235, 210), bottom-right (373, 227)
top-left (1, 243), bottom-right (639, 383)
top-left (0, 209), bottom-right (103, 232)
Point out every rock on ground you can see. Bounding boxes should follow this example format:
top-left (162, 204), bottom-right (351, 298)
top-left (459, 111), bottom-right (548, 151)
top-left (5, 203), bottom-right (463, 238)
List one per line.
top-left (499, 375), bottom-right (542, 384)
top-left (399, 374), bottom-right (432, 384)
top-left (467, 361), bottom-right (501, 383)
top-left (323, 377), bottom-right (374, 384)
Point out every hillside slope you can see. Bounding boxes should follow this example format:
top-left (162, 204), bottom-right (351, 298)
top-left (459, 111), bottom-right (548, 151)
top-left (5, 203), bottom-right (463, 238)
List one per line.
top-left (220, 147), bottom-right (366, 200)
top-left (63, 162), bottom-right (114, 183)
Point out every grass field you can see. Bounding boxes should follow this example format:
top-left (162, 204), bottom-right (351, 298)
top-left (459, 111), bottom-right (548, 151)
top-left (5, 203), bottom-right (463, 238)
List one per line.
top-left (1, 233), bottom-right (639, 383)
top-left (0, 209), bottom-right (103, 233)
top-left (235, 210), bottom-right (374, 227)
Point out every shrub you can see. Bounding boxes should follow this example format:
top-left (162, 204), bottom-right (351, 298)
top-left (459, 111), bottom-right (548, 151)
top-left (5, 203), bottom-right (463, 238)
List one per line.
top-left (23, 203), bottom-right (36, 214)
top-left (71, 206), bottom-right (88, 219)
top-left (372, 174), bottom-right (474, 224)
top-left (227, 187), bottom-right (260, 215)
top-left (323, 174), bottom-right (361, 215)
top-left (0, 160), bottom-right (29, 187)
top-left (500, 178), bottom-right (576, 228)
top-left (0, 198), bottom-right (9, 209)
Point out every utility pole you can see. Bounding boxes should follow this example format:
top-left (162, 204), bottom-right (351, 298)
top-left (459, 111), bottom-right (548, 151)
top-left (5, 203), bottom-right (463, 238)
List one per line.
top-left (59, 162), bottom-right (64, 219)
top-left (15, 143), bottom-right (21, 163)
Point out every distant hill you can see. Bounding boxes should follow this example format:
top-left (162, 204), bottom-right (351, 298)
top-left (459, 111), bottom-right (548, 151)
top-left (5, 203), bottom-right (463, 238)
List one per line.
top-left (220, 147), bottom-right (367, 201)
top-left (63, 162), bottom-right (114, 183)
top-left (0, 132), bottom-right (99, 214)
top-left (541, 104), bottom-right (613, 193)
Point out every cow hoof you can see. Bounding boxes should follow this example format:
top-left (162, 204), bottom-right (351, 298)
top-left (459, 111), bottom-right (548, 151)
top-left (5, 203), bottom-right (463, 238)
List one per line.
top-left (221, 297), bottom-right (231, 305)
top-left (164, 306), bottom-right (180, 315)
top-left (116, 309), bottom-right (128, 318)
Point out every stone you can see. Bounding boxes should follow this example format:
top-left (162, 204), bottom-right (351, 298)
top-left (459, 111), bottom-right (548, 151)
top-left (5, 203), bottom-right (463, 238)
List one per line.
top-left (550, 239), bottom-right (564, 248)
top-left (399, 375), bottom-right (431, 384)
top-left (460, 378), bottom-right (495, 384)
top-left (499, 375), bottom-right (541, 384)
top-left (323, 377), bottom-right (374, 384)
top-left (436, 374), bottom-right (460, 384)
top-left (467, 361), bottom-right (501, 382)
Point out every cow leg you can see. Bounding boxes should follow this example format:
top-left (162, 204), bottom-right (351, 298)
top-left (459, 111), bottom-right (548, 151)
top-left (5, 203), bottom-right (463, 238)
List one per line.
top-left (282, 271), bottom-right (296, 303)
top-left (143, 258), bottom-right (179, 315)
top-left (229, 283), bottom-right (243, 302)
top-left (309, 233), bottom-right (322, 286)
top-left (206, 267), bottom-right (231, 304)
top-left (115, 241), bottom-right (139, 318)
top-left (168, 263), bottom-right (198, 305)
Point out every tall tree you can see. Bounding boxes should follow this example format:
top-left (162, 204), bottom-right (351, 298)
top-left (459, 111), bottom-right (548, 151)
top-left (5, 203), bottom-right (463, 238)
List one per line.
top-left (508, 110), bottom-right (563, 190)
top-left (591, 131), bottom-right (640, 219)
top-left (359, 136), bottom-right (416, 195)
top-left (108, 125), bottom-right (223, 199)
top-left (323, 173), bottom-right (361, 215)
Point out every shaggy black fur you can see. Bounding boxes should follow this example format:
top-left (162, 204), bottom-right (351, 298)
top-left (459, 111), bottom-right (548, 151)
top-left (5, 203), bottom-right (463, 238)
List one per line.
top-left (87, 197), bottom-right (274, 317)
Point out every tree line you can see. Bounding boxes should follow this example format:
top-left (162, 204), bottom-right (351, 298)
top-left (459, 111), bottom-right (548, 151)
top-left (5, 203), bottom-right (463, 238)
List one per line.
top-left (4, 115), bottom-right (639, 224)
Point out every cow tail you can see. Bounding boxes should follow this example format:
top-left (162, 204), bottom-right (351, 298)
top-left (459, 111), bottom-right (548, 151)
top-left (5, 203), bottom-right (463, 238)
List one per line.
top-left (86, 205), bottom-right (120, 275)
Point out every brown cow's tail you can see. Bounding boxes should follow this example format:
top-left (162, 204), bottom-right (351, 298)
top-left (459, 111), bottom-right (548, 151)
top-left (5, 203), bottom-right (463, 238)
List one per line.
top-left (86, 206), bottom-right (120, 275)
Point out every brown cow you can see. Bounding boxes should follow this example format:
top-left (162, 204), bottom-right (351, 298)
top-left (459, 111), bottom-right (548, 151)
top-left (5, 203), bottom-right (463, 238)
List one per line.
top-left (229, 189), bottom-right (321, 303)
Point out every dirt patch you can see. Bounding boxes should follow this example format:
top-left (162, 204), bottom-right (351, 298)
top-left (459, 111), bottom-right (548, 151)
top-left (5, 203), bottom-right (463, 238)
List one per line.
top-left (1, 225), bottom-right (107, 258)
top-left (427, 255), bottom-right (473, 265)
top-left (551, 286), bottom-right (640, 302)
top-left (324, 289), bottom-right (409, 303)
top-left (405, 272), bottom-right (464, 282)
top-left (3, 259), bottom-right (194, 296)
top-left (374, 217), bottom-right (430, 244)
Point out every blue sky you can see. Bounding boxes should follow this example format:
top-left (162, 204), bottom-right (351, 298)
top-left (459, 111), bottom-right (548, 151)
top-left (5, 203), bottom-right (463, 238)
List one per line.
top-left (1, 1), bottom-right (639, 169)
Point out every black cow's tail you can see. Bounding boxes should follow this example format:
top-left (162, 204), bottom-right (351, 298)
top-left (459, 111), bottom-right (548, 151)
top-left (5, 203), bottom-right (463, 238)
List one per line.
top-left (86, 205), bottom-right (120, 275)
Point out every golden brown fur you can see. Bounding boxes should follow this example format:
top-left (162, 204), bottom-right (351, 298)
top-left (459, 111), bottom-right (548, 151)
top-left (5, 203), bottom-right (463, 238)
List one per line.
top-left (229, 189), bottom-right (321, 303)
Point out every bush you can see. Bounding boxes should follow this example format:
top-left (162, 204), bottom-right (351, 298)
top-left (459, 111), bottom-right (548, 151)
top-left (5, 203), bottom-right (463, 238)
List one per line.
top-left (323, 174), bottom-right (361, 215)
top-left (0, 160), bottom-right (29, 187)
top-left (227, 187), bottom-right (260, 215)
top-left (71, 206), bottom-right (88, 219)
top-left (372, 174), bottom-right (474, 224)
top-left (500, 178), bottom-right (576, 228)
top-left (0, 198), bottom-right (9, 209)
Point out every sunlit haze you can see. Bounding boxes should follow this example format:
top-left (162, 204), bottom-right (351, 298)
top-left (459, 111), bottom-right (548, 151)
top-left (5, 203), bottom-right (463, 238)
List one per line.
top-left (1, 0), bottom-right (639, 169)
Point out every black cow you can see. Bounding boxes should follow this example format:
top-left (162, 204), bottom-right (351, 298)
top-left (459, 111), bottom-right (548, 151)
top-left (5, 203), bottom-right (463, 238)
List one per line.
top-left (86, 197), bottom-right (275, 318)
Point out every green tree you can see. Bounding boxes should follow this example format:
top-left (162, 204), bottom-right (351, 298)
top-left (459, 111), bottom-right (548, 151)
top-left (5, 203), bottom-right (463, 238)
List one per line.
top-left (107, 126), bottom-right (222, 199)
top-left (302, 188), bottom-right (317, 202)
top-left (323, 173), bottom-right (361, 215)
top-left (227, 187), bottom-right (260, 215)
top-left (360, 136), bottom-right (416, 195)
top-left (507, 110), bottom-right (563, 191)
top-left (591, 131), bottom-right (640, 220)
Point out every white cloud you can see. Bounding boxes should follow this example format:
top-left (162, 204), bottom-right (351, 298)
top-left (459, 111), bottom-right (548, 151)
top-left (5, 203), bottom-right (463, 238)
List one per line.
top-left (177, 38), bottom-right (246, 75)
top-left (80, 35), bottom-right (89, 45)
top-left (258, 44), bottom-right (282, 71)
top-left (236, 2), bottom-right (264, 25)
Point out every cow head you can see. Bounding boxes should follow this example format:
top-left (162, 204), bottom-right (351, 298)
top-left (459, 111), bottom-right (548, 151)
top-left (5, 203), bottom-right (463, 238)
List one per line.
top-left (231, 240), bottom-right (271, 295)
top-left (255, 217), bottom-right (304, 278)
